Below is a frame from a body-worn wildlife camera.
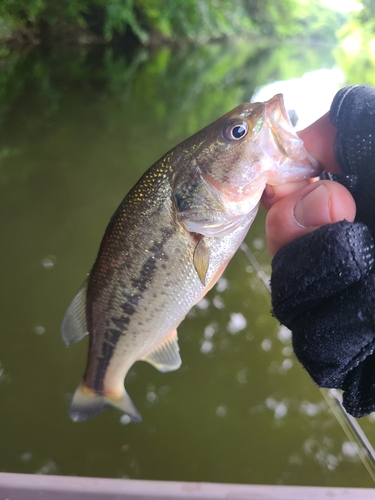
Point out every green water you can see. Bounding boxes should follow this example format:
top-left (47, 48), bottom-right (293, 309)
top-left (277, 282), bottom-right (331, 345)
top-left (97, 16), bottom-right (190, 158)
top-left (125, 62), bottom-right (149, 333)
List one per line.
top-left (0, 41), bottom-right (374, 487)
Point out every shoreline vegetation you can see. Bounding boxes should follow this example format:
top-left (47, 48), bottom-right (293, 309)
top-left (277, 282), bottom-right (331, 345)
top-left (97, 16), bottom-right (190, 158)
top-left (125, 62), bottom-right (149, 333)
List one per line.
top-left (0, 1), bottom-right (373, 88)
top-left (0, 0), bottom-right (360, 51)
top-left (0, 1), bottom-right (374, 141)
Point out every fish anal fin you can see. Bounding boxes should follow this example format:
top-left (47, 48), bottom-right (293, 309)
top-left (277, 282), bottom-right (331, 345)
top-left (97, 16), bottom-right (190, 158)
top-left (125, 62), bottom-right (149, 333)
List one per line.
top-left (61, 280), bottom-right (89, 347)
top-left (193, 237), bottom-right (210, 286)
top-left (141, 330), bottom-right (181, 373)
top-left (69, 382), bottom-right (142, 423)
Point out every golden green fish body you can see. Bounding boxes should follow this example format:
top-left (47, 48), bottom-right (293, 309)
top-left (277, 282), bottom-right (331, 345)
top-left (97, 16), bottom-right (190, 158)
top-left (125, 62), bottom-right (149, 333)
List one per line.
top-left (62, 95), bottom-right (318, 422)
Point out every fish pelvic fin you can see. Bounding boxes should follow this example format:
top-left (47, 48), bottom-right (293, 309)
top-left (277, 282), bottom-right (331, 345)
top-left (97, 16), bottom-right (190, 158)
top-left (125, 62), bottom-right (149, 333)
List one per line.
top-left (193, 237), bottom-right (210, 286)
top-left (61, 280), bottom-right (89, 347)
top-left (141, 329), bottom-right (182, 373)
top-left (69, 382), bottom-right (142, 423)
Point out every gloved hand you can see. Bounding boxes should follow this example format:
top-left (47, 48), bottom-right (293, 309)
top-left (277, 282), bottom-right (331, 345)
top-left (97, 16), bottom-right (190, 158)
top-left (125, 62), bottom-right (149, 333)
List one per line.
top-left (271, 85), bottom-right (375, 418)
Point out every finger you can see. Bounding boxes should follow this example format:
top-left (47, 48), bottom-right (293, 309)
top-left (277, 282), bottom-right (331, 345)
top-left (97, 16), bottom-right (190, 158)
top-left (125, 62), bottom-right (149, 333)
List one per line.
top-left (265, 180), bottom-right (356, 256)
top-left (297, 112), bottom-right (341, 173)
top-left (261, 180), bottom-right (311, 211)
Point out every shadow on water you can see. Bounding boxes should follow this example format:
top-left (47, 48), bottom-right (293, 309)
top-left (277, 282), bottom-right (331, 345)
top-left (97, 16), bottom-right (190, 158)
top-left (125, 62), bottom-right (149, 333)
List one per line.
top-left (0, 40), bottom-right (374, 486)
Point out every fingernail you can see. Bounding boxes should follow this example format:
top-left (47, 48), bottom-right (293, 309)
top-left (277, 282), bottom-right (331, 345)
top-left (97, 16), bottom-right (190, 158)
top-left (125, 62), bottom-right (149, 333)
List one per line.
top-left (263, 185), bottom-right (275, 199)
top-left (294, 183), bottom-right (331, 227)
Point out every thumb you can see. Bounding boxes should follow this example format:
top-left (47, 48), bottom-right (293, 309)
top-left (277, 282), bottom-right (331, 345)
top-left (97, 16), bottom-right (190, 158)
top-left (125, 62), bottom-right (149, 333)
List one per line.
top-left (265, 180), bottom-right (356, 256)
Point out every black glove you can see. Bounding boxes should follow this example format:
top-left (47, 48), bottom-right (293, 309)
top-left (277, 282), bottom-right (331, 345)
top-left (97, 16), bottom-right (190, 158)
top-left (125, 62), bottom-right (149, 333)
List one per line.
top-left (271, 85), bottom-right (375, 418)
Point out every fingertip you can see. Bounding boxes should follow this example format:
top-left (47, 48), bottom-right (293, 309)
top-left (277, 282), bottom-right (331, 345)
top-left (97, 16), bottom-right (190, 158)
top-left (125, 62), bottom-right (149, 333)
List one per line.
top-left (265, 180), bottom-right (356, 256)
top-left (297, 113), bottom-right (340, 173)
top-left (261, 180), bottom-right (310, 211)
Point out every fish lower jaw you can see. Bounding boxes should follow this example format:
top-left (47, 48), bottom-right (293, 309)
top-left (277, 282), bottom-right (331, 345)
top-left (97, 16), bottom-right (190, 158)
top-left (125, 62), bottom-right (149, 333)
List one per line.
top-left (222, 184), bottom-right (266, 217)
top-left (265, 151), bottom-right (320, 186)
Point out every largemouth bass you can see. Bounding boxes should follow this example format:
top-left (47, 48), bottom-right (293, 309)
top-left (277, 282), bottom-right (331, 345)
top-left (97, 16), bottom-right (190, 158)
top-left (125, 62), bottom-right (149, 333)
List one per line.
top-left (62, 94), bottom-right (318, 422)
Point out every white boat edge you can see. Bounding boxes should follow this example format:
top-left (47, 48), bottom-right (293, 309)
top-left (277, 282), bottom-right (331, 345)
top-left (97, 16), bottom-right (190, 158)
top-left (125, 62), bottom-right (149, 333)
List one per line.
top-left (0, 472), bottom-right (374, 499)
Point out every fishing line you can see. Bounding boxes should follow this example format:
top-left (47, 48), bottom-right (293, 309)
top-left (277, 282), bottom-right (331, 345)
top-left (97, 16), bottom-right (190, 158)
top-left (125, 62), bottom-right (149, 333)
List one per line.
top-left (240, 241), bottom-right (375, 483)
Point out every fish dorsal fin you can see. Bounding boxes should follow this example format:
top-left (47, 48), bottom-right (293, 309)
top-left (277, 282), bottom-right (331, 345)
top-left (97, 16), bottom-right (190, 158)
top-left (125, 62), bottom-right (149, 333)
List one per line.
top-left (141, 330), bottom-right (181, 373)
top-left (61, 280), bottom-right (89, 347)
top-left (193, 237), bottom-right (210, 286)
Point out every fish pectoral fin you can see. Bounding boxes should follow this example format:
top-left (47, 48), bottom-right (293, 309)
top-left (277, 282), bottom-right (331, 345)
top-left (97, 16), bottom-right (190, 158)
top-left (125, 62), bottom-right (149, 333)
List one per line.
top-left (69, 381), bottom-right (142, 423)
top-left (61, 280), bottom-right (89, 347)
top-left (141, 330), bottom-right (181, 373)
top-left (193, 237), bottom-right (210, 286)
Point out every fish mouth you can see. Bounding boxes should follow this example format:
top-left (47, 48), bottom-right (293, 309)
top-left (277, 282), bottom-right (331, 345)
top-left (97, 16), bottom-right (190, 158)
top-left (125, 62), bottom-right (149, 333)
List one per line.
top-left (259, 94), bottom-right (321, 184)
top-left (263, 93), bottom-right (300, 157)
top-left (265, 94), bottom-right (290, 127)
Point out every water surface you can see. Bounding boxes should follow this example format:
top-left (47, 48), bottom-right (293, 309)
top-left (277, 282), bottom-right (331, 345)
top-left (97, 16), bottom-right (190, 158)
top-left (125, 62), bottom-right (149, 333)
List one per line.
top-left (0, 41), bottom-right (374, 486)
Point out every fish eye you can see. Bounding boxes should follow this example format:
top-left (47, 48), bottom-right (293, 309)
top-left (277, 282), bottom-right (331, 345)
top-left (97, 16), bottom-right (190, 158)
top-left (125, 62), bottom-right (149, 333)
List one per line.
top-left (223, 121), bottom-right (249, 141)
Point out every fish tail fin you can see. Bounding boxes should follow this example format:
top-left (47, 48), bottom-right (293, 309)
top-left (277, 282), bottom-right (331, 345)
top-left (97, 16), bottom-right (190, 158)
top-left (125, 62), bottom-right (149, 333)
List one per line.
top-left (69, 382), bottom-right (142, 423)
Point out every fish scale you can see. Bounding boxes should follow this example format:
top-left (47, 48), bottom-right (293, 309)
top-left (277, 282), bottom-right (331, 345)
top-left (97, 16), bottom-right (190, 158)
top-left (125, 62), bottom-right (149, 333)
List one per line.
top-left (62, 95), bottom-right (319, 422)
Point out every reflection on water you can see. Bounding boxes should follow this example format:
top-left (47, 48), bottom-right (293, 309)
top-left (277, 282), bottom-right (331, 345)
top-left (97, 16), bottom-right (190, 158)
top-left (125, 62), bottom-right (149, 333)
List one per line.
top-left (252, 67), bottom-right (345, 129)
top-left (0, 40), bottom-right (374, 487)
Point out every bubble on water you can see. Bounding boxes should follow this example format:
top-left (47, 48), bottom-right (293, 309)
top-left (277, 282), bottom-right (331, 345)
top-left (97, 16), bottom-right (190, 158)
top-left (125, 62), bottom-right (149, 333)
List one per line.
top-left (146, 391), bottom-right (158, 403)
top-left (289, 453), bottom-right (303, 466)
top-left (158, 385), bottom-right (171, 397)
top-left (216, 405), bottom-right (227, 417)
top-left (274, 402), bottom-right (288, 419)
top-left (0, 362), bottom-right (10, 384)
top-left (236, 368), bottom-right (249, 385)
top-left (200, 340), bottom-right (213, 354)
top-left (326, 454), bottom-right (339, 470)
top-left (216, 277), bottom-right (228, 292)
top-left (342, 441), bottom-right (360, 458)
top-left (277, 325), bottom-right (291, 343)
top-left (21, 452), bottom-right (32, 462)
top-left (282, 346), bottom-right (293, 356)
top-left (204, 323), bottom-right (216, 339)
top-left (252, 237), bottom-right (264, 250)
top-left (120, 414), bottom-right (132, 425)
top-left (266, 397), bottom-right (276, 409)
top-left (282, 359), bottom-right (293, 371)
top-left (227, 313), bottom-right (247, 334)
top-left (34, 326), bottom-right (45, 335)
top-left (300, 401), bottom-right (320, 417)
top-left (41, 255), bottom-right (56, 270)
top-left (266, 397), bottom-right (288, 419)
top-left (261, 339), bottom-right (272, 351)
top-left (213, 295), bottom-right (224, 309)
top-left (196, 298), bottom-right (210, 310)
top-left (35, 459), bottom-right (58, 475)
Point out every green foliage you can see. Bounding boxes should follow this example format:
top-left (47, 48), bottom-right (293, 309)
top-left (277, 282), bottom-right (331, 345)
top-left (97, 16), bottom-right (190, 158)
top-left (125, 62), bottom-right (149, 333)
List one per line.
top-left (138, 0), bottom-right (254, 43)
top-left (0, 0), bottom-right (45, 25)
top-left (356, 0), bottom-right (375, 33)
top-left (336, 0), bottom-right (375, 85)
top-left (0, 40), bottom-right (335, 188)
top-left (0, 0), bottom-right (348, 46)
top-left (0, 0), bottom-right (92, 29)
top-left (287, 0), bottom-right (346, 41)
top-left (98, 0), bottom-right (148, 43)
top-left (339, 0), bottom-right (375, 43)
top-left (0, 0), bottom-right (44, 35)
top-left (245, 0), bottom-right (298, 37)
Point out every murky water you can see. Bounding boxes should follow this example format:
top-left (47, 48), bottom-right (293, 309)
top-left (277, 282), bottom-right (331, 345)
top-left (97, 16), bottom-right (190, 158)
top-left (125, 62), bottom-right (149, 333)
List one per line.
top-left (0, 41), bottom-right (374, 486)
